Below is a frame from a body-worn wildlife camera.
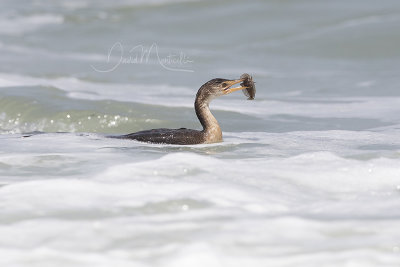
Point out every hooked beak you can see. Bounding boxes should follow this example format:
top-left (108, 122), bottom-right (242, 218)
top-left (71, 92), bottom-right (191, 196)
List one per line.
top-left (223, 79), bottom-right (248, 94)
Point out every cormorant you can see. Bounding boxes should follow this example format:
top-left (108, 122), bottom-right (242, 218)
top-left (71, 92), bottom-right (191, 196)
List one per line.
top-left (113, 75), bottom-right (255, 145)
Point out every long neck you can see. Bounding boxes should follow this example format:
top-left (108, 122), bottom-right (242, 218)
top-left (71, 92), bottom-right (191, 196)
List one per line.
top-left (195, 96), bottom-right (222, 143)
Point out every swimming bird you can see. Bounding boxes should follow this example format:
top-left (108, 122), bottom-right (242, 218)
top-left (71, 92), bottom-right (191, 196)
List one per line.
top-left (114, 77), bottom-right (254, 145)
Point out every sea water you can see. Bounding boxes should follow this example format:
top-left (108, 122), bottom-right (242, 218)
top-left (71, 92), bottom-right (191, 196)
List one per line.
top-left (1, 0), bottom-right (400, 266)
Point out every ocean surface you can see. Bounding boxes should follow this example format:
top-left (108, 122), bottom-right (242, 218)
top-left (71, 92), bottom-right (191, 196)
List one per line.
top-left (1, 0), bottom-right (400, 266)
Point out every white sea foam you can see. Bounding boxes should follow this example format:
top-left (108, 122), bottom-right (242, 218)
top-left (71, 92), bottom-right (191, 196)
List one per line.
top-left (1, 135), bottom-right (400, 266)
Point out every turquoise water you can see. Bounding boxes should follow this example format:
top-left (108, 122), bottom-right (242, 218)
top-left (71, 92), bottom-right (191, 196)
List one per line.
top-left (1, 0), bottom-right (400, 266)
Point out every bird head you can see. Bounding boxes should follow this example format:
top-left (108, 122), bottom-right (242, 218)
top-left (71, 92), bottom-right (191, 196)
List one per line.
top-left (196, 78), bottom-right (248, 103)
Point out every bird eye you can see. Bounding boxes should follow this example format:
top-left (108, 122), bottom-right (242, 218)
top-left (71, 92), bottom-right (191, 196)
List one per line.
top-left (221, 83), bottom-right (227, 88)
